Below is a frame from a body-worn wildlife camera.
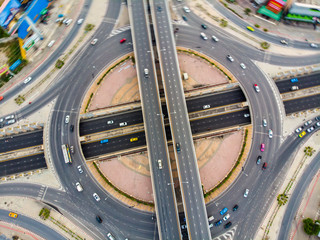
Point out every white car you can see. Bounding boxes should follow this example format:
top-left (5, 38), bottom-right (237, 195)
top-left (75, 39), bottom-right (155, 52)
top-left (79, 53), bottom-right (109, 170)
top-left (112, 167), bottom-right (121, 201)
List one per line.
top-left (280, 40), bottom-right (288, 45)
top-left (200, 32), bottom-right (208, 40)
top-left (76, 182), bottom-right (83, 192)
top-left (268, 129), bottom-right (273, 139)
top-left (23, 77), bottom-right (32, 84)
top-left (295, 127), bottom-right (302, 133)
top-left (227, 55), bottom-right (234, 62)
top-left (240, 63), bottom-right (246, 69)
top-left (107, 120), bottom-right (114, 124)
top-left (304, 120), bottom-right (312, 126)
top-left (6, 119), bottom-right (15, 125)
top-left (158, 159), bottom-right (163, 169)
top-left (244, 113), bottom-right (250, 118)
top-left (203, 105), bottom-right (210, 110)
top-left (254, 84), bottom-right (260, 92)
top-left (77, 165), bottom-right (83, 174)
top-left (316, 122), bottom-right (320, 127)
top-left (65, 115), bottom-right (70, 124)
top-left (91, 39), bottom-right (98, 45)
top-left (209, 223), bottom-right (214, 228)
top-left (77, 18), bottom-right (83, 24)
top-left (223, 214), bottom-right (230, 221)
top-left (244, 189), bottom-right (249, 198)
top-left (263, 119), bottom-right (267, 127)
top-left (183, 6), bottom-right (191, 13)
top-left (307, 127), bottom-right (314, 133)
top-left (93, 193), bottom-right (101, 201)
top-left (212, 35), bottom-right (219, 42)
top-left (310, 43), bottom-right (318, 48)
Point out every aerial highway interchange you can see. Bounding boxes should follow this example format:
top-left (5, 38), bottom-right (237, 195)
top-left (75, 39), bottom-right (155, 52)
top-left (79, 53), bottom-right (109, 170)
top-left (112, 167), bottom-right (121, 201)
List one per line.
top-left (0, 0), bottom-right (319, 240)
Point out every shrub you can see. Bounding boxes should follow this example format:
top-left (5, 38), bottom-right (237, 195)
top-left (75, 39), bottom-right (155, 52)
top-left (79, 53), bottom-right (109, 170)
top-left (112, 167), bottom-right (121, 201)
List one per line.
top-left (263, 28), bottom-right (268, 32)
top-left (85, 24), bottom-right (95, 31)
top-left (220, 19), bottom-right (228, 27)
top-left (261, 42), bottom-right (270, 49)
top-left (303, 218), bottom-right (320, 235)
top-left (244, 8), bottom-right (251, 15)
top-left (254, 24), bottom-right (260, 28)
top-left (55, 59), bottom-right (64, 69)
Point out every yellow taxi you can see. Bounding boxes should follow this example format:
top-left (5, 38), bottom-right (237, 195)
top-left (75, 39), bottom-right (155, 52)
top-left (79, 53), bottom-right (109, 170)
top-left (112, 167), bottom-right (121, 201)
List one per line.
top-left (299, 131), bottom-right (306, 138)
top-left (9, 212), bottom-right (18, 218)
top-left (247, 26), bottom-right (255, 32)
top-left (130, 137), bottom-right (138, 142)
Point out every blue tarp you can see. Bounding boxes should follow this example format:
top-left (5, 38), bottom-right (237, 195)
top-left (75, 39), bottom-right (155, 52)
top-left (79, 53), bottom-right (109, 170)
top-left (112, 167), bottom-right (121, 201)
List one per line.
top-left (18, 0), bottom-right (49, 39)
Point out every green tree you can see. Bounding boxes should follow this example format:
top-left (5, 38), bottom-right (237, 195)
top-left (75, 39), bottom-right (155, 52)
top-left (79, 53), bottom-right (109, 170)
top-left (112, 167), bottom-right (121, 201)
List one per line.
top-left (303, 218), bottom-right (320, 235)
top-left (244, 8), bottom-right (251, 15)
top-left (304, 146), bottom-right (315, 157)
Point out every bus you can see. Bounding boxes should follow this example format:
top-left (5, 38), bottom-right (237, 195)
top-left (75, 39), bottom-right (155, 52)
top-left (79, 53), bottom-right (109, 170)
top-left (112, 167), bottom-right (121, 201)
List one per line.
top-left (61, 144), bottom-right (72, 164)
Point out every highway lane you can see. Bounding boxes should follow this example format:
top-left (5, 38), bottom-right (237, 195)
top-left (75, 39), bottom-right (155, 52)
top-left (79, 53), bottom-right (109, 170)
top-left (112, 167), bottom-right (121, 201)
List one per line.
top-left (278, 151), bottom-right (320, 240)
top-left (276, 73), bottom-right (320, 93)
top-left (152, 0), bottom-right (211, 238)
top-left (0, 130), bottom-right (42, 153)
top-left (128, 0), bottom-right (181, 239)
top-left (284, 94), bottom-right (320, 114)
top-left (0, 208), bottom-right (65, 240)
top-left (0, 153), bottom-right (46, 177)
top-left (0, 0), bottom-right (93, 104)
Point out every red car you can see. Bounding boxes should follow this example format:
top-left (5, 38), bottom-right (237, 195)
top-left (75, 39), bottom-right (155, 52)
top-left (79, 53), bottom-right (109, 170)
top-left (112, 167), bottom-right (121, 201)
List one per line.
top-left (120, 38), bottom-right (126, 43)
top-left (262, 162), bottom-right (267, 170)
top-left (0, 96), bottom-right (3, 101)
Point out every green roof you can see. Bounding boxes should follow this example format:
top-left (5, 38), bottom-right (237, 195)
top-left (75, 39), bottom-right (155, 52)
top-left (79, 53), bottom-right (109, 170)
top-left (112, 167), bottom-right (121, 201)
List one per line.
top-left (257, 6), bottom-right (283, 21)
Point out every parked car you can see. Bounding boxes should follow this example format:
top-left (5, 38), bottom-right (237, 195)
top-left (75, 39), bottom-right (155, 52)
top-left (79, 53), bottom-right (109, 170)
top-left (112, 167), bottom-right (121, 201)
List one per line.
top-left (307, 126), bottom-right (314, 133)
top-left (223, 214), bottom-right (230, 221)
top-left (220, 207), bottom-right (228, 215)
top-left (295, 127), bottom-right (302, 133)
top-left (224, 221), bottom-right (232, 229)
top-left (214, 220), bottom-right (222, 226)
top-left (304, 120), bottom-right (312, 126)
top-left (299, 131), bottom-right (306, 138)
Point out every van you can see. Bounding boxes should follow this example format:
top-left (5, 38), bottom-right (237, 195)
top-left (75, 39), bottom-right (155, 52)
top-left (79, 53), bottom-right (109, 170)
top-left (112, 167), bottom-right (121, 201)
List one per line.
top-left (48, 40), bottom-right (55, 48)
top-left (291, 86), bottom-right (299, 91)
top-left (75, 182), bottom-right (83, 192)
top-left (144, 68), bottom-right (149, 77)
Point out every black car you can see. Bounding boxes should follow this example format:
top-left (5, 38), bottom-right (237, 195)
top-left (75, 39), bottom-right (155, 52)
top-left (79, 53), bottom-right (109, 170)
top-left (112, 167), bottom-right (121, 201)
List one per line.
top-left (70, 125), bottom-right (74, 132)
top-left (182, 15), bottom-right (187, 21)
top-left (233, 205), bottom-right (238, 211)
top-left (96, 215), bottom-right (103, 223)
top-left (157, 6), bottom-right (162, 11)
top-left (256, 156), bottom-right (262, 165)
top-left (201, 24), bottom-right (207, 29)
top-left (224, 221), bottom-right (232, 229)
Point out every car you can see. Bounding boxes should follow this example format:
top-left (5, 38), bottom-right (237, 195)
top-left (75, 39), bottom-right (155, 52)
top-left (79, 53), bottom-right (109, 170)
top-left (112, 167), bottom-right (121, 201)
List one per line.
top-left (120, 38), bottom-right (126, 43)
top-left (240, 63), bottom-right (246, 69)
top-left (130, 137), bottom-right (138, 142)
top-left (100, 139), bottom-right (109, 144)
top-left (23, 76), bottom-right (32, 84)
top-left (65, 115), bottom-right (70, 124)
top-left (0, 118), bottom-right (4, 123)
top-left (280, 40), bottom-right (288, 45)
top-left (315, 115), bottom-right (320, 121)
top-left (70, 125), bottom-right (74, 132)
top-left (77, 165), bottom-right (83, 174)
top-left (157, 6), bottom-right (162, 11)
top-left (290, 78), bottom-right (298, 83)
top-left (55, 18), bottom-right (63, 23)
top-left (299, 131), bottom-right (306, 138)
top-left (65, 19), bottom-right (73, 26)
top-left (232, 205), bottom-right (238, 211)
top-left (214, 220), bottom-right (222, 226)
top-left (254, 84), bottom-right (260, 92)
top-left (224, 221), bottom-right (232, 229)
top-left (77, 18), bottom-right (83, 24)
top-left (220, 207), bottom-right (228, 215)
top-left (212, 35), bottom-right (219, 42)
top-left (158, 159), bottom-right (163, 169)
top-left (0, 96), bottom-right (3, 101)
top-left (295, 127), bottom-right (302, 133)
top-left (310, 43), bottom-right (318, 48)
top-left (91, 38), bottom-right (98, 45)
top-left (182, 15), bottom-right (188, 21)
top-left (244, 113), bottom-right (250, 118)
top-left (96, 215), bottom-right (103, 223)
top-left (203, 105), bottom-right (210, 110)
top-left (304, 120), bottom-right (312, 126)
top-left (9, 212), bottom-right (18, 218)
top-left (107, 233), bottom-right (115, 240)
top-left (181, 224), bottom-right (187, 229)
top-left (316, 122), bottom-right (320, 127)
top-left (307, 127), bottom-right (314, 133)
top-left (262, 162), bottom-right (267, 170)
top-left (256, 155), bottom-right (262, 165)
top-left (227, 55), bottom-right (234, 62)
top-left (70, 145), bottom-right (74, 154)
top-left (93, 193), bottom-right (100, 201)
top-left (201, 24), bottom-right (207, 29)
top-left (76, 182), bottom-right (83, 192)
top-left (6, 119), bottom-right (15, 125)
top-left (5, 115), bottom-right (14, 120)
top-left (209, 223), bottom-right (214, 228)
top-left (176, 143), bottom-right (181, 152)
top-left (208, 216), bottom-right (214, 222)
top-left (48, 40), bottom-right (55, 48)
top-left (223, 214), bottom-right (230, 221)
top-left (261, 143), bottom-right (265, 152)
top-left (291, 86), bottom-right (299, 91)
top-left (62, 18), bottom-right (69, 24)
top-left (244, 189), bottom-right (249, 198)
top-left (183, 6), bottom-right (191, 12)
top-left (119, 122), bottom-right (127, 127)
top-left (200, 32), bottom-right (208, 40)
top-left (268, 129), bottom-right (273, 139)
top-left (247, 26), bottom-right (254, 32)
top-left (263, 119), bottom-right (267, 127)
top-left (107, 120), bottom-right (114, 124)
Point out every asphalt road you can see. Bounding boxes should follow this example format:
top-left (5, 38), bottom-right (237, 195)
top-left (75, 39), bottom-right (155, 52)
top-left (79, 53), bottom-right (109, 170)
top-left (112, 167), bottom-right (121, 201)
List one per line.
top-left (276, 73), bottom-right (320, 93)
top-left (284, 94), bottom-right (320, 114)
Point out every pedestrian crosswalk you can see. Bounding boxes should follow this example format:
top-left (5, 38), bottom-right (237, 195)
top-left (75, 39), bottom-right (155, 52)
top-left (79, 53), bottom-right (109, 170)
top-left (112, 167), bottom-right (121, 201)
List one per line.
top-left (212, 226), bottom-right (237, 240)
